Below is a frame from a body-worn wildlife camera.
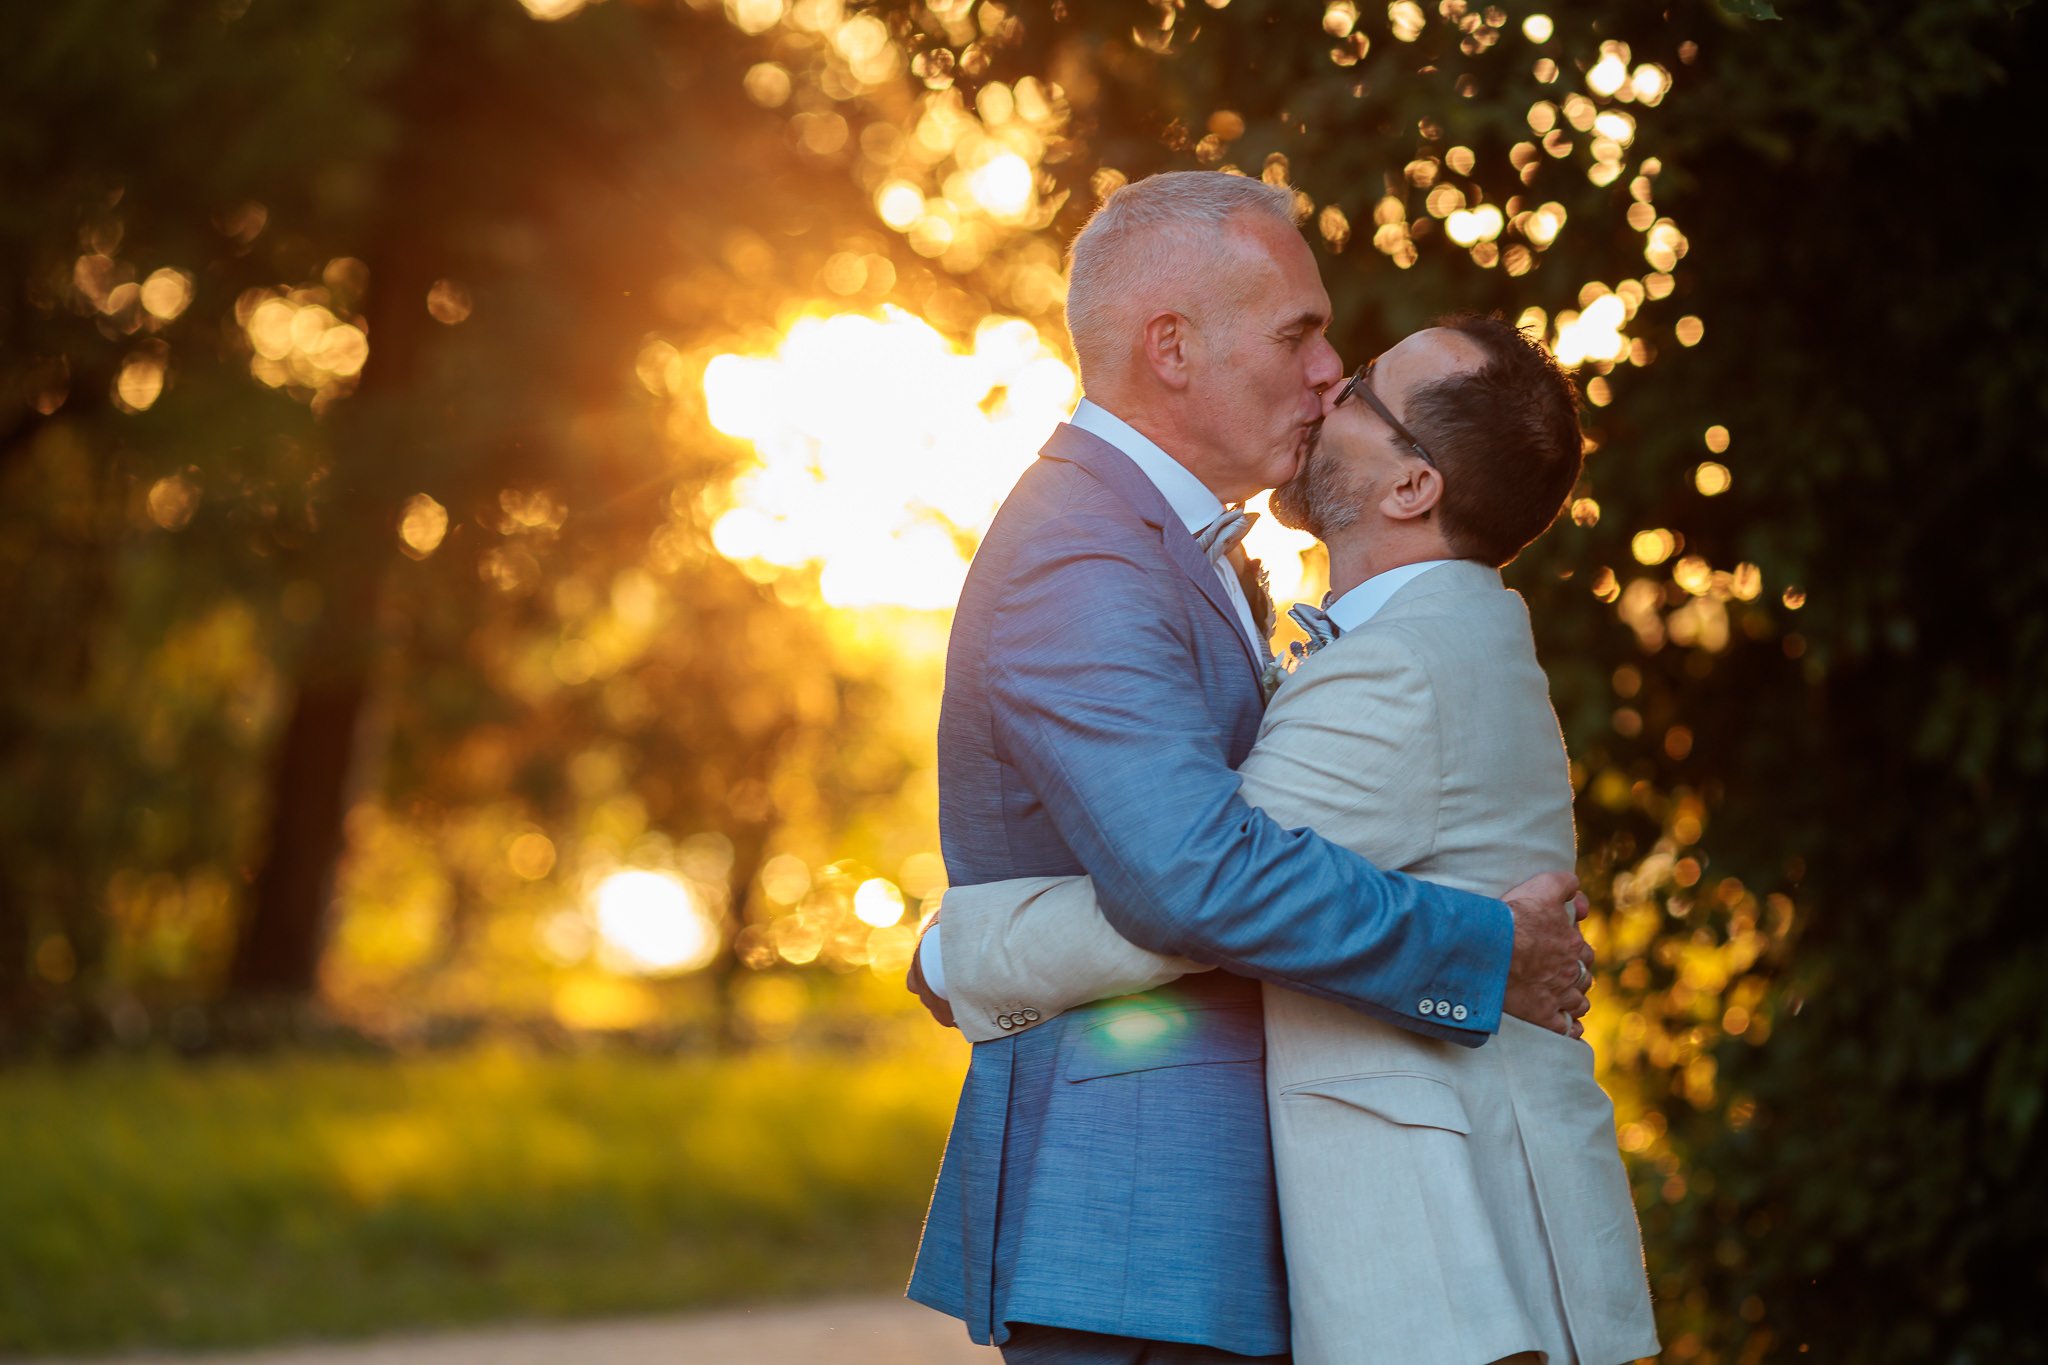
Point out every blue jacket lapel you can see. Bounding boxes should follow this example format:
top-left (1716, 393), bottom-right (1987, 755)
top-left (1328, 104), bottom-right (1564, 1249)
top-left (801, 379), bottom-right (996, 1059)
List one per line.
top-left (1039, 423), bottom-right (1262, 679)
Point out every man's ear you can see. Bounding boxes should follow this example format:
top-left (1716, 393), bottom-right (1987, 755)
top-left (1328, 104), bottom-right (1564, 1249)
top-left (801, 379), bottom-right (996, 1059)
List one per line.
top-left (1379, 460), bottom-right (1444, 523)
top-left (1139, 310), bottom-right (1193, 390)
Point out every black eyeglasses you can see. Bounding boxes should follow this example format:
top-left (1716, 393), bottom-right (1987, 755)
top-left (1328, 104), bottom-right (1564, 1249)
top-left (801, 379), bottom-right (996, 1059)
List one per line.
top-left (1332, 359), bottom-right (1438, 468)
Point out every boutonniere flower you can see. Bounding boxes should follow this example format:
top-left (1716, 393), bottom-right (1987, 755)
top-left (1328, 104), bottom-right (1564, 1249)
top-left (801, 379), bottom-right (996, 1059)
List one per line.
top-left (1258, 655), bottom-right (1290, 703)
top-left (1258, 601), bottom-right (1343, 703)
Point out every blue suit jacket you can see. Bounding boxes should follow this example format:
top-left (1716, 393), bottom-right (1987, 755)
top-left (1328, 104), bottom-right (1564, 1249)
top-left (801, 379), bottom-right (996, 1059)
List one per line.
top-left (907, 424), bottom-right (1514, 1354)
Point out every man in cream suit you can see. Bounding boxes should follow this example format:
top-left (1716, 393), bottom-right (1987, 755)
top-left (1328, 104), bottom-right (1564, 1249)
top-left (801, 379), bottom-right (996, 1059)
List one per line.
top-left (923, 315), bottom-right (1660, 1364)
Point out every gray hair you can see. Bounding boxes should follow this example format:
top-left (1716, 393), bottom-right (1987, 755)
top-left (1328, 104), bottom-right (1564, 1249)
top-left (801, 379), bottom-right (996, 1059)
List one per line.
top-left (1064, 171), bottom-right (1302, 389)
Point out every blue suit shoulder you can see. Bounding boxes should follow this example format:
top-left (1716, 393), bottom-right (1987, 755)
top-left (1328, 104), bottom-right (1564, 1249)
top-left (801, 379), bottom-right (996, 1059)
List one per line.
top-left (976, 452), bottom-right (1148, 558)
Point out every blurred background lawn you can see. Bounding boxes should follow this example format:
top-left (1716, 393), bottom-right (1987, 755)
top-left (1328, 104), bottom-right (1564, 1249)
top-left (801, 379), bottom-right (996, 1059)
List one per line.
top-left (0, 1031), bottom-right (962, 1354)
top-left (2, 0), bottom-right (2043, 1360)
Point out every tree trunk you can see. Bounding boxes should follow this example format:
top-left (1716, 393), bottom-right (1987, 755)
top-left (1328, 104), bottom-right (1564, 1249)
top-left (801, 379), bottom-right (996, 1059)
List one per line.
top-left (226, 661), bottom-right (376, 995)
top-left (225, 16), bottom-right (453, 1001)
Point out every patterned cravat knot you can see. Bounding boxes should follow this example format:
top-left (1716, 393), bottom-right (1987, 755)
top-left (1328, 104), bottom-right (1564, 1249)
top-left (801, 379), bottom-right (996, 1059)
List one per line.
top-left (1194, 507), bottom-right (1256, 564)
top-left (1286, 598), bottom-right (1342, 663)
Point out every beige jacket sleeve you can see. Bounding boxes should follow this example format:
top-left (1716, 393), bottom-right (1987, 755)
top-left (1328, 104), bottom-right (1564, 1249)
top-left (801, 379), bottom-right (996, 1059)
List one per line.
top-left (940, 630), bottom-right (1441, 1044)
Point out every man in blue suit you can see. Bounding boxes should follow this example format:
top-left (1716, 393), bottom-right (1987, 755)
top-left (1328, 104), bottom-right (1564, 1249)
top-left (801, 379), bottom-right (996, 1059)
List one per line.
top-left (906, 171), bottom-right (1593, 1363)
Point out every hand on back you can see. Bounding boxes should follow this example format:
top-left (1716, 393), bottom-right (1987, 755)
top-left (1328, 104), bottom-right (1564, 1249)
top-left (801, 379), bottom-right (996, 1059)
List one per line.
top-left (1501, 870), bottom-right (1594, 1038)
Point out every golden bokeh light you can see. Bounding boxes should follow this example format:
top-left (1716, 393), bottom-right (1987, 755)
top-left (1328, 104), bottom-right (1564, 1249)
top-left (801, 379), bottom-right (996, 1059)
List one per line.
top-left (1318, 204), bottom-right (1352, 252)
top-left (1522, 200), bottom-right (1567, 247)
top-left (963, 150), bottom-right (1035, 220)
top-left (147, 474), bottom-right (201, 531)
top-left (1594, 110), bottom-right (1636, 146)
top-left (592, 869), bottom-right (720, 975)
top-left (853, 877), bottom-right (906, 928)
top-left (1704, 424), bottom-right (1730, 453)
top-left (507, 832), bottom-right (558, 880)
top-left (399, 493), bottom-right (450, 559)
top-left (426, 279), bottom-right (474, 325)
top-left (1587, 41), bottom-right (1631, 97)
top-left (726, 0), bottom-right (785, 38)
top-left (1645, 218), bottom-right (1689, 272)
top-left (1672, 555), bottom-right (1713, 596)
top-left (875, 179), bottom-right (925, 229)
top-left (519, 0), bottom-right (592, 19)
top-left (140, 268), bottom-right (194, 322)
top-left (1676, 315), bottom-right (1705, 346)
top-left (759, 853), bottom-right (813, 904)
top-left (1446, 203), bottom-right (1505, 246)
top-left (240, 286), bottom-right (369, 397)
top-left (1387, 0), bottom-right (1426, 42)
top-left (115, 353), bottom-right (166, 413)
top-left (1694, 461), bottom-right (1732, 496)
top-left (1632, 528), bottom-right (1678, 566)
top-left (744, 61), bottom-right (792, 107)
top-left (1552, 292), bottom-right (1628, 369)
top-left (1522, 13), bottom-right (1553, 42)
top-left (899, 851), bottom-right (948, 900)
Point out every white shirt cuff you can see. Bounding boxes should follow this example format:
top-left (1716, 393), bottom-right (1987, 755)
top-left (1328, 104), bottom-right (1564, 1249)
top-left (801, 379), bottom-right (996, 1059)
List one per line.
top-left (919, 924), bottom-right (950, 1002)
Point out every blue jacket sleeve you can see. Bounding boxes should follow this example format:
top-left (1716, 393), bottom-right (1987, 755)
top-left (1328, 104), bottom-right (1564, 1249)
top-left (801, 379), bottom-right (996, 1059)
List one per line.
top-left (985, 514), bottom-right (1513, 1044)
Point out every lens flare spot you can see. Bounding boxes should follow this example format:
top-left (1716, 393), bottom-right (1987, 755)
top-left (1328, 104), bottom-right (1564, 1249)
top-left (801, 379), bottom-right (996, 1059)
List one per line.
top-left (1104, 1008), bottom-right (1175, 1048)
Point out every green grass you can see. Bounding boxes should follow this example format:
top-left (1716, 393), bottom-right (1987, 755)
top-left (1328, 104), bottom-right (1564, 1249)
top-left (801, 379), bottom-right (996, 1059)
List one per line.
top-left (0, 1038), bottom-right (967, 1355)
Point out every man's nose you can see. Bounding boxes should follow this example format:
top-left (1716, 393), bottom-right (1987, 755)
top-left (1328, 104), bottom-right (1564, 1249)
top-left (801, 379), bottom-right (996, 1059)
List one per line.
top-left (1307, 334), bottom-right (1344, 395)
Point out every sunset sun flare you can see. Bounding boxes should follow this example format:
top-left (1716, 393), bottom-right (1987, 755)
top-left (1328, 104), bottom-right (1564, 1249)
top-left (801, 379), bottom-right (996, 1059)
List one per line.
top-left (703, 309), bottom-right (1325, 613)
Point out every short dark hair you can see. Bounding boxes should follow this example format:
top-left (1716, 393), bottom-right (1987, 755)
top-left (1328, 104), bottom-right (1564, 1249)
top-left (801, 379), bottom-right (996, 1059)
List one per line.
top-left (1403, 313), bottom-right (1584, 568)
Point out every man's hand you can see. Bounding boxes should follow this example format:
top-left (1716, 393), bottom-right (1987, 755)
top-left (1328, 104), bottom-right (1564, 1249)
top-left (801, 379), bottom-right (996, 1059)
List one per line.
top-left (905, 921), bottom-right (957, 1029)
top-left (1501, 870), bottom-right (1594, 1038)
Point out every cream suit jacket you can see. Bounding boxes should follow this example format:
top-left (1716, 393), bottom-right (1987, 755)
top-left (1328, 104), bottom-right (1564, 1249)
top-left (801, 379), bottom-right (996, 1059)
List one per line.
top-left (937, 560), bottom-right (1660, 1365)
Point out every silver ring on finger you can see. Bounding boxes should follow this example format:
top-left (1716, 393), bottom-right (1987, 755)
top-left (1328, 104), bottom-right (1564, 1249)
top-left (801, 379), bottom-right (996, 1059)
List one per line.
top-left (1576, 961), bottom-right (1593, 991)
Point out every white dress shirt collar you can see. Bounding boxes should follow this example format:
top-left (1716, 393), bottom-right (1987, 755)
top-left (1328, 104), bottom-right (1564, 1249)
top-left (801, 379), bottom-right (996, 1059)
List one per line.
top-left (1325, 559), bottom-right (1458, 634)
top-left (1069, 398), bottom-right (1224, 535)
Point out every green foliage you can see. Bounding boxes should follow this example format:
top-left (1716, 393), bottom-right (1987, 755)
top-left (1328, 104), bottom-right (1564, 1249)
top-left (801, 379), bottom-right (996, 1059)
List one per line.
top-left (0, 1039), bottom-right (963, 1353)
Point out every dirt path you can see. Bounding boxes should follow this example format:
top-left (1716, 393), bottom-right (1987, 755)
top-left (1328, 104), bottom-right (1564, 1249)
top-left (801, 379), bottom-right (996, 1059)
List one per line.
top-left (37, 1297), bottom-right (1000, 1365)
